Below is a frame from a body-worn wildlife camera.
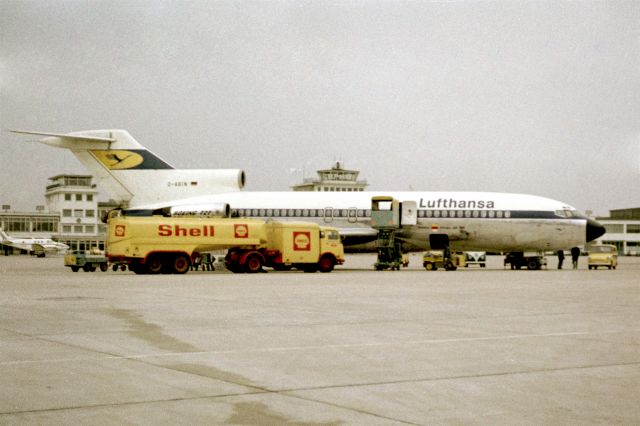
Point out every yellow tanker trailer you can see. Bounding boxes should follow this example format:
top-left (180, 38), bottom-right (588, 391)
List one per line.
top-left (107, 213), bottom-right (344, 274)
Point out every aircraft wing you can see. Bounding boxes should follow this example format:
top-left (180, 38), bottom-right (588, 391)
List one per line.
top-left (337, 227), bottom-right (379, 246)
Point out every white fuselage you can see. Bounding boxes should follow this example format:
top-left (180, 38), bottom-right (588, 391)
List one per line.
top-left (13, 129), bottom-right (601, 254)
top-left (147, 190), bottom-right (588, 252)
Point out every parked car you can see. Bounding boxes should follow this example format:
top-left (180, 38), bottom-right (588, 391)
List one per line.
top-left (464, 251), bottom-right (486, 268)
top-left (588, 244), bottom-right (618, 270)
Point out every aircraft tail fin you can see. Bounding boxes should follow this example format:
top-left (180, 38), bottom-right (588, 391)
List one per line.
top-left (10, 129), bottom-right (245, 208)
top-left (0, 228), bottom-right (10, 242)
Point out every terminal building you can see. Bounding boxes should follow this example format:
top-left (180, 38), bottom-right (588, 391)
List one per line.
top-left (1, 175), bottom-right (117, 253)
top-left (2, 170), bottom-right (639, 256)
top-left (291, 162), bottom-right (368, 192)
top-left (595, 208), bottom-right (640, 255)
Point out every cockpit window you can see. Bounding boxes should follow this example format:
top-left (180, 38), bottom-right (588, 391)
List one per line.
top-left (555, 209), bottom-right (576, 218)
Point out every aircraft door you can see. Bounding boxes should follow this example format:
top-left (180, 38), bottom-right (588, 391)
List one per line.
top-left (324, 208), bottom-right (333, 223)
top-left (401, 201), bottom-right (417, 226)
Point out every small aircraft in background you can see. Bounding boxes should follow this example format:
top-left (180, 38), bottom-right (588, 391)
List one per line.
top-left (0, 228), bottom-right (69, 257)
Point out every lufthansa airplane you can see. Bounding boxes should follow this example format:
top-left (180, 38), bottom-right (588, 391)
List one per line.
top-left (11, 129), bottom-right (605, 252)
top-left (0, 228), bottom-right (69, 257)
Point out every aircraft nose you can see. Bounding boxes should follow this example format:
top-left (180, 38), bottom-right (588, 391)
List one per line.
top-left (586, 218), bottom-right (606, 242)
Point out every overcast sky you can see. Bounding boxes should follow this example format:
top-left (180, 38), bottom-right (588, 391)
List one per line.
top-left (1, 1), bottom-right (638, 216)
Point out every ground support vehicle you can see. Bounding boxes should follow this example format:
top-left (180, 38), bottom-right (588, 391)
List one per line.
top-left (588, 244), bottom-right (618, 270)
top-left (225, 223), bottom-right (344, 273)
top-left (464, 251), bottom-right (487, 268)
top-left (373, 228), bottom-right (404, 271)
top-left (422, 250), bottom-right (465, 271)
top-left (504, 252), bottom-right (547, 270)
top-left (65, 250), bottom-right (109, 272)
top-left (371, 196), bottom-right (412, 271)
top-left (107, 214), bottom-right (344, 274)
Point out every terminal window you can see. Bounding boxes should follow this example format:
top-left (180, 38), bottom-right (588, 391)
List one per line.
top-left (627, 224), bottom-right (640, 234)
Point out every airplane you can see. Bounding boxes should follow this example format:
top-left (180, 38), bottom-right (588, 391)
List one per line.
top-left (9, 129), bottom-right (605, 254)
top-left (0, 228), bottom-right (69, 257)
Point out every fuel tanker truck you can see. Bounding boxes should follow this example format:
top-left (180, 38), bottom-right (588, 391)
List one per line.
top-left (106, 208), bottom-right (344, 274)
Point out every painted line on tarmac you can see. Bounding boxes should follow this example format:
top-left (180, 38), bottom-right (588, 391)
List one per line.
top-left (1, 328), bottom-right (634, 366)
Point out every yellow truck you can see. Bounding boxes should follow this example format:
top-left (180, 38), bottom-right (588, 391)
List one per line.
top-left (106, 213), bottom-right (344, 274)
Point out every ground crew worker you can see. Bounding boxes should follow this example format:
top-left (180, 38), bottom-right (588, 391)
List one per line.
top-left (557, 250), bottom-right (565, 269)
top-left (571, 247), bottom-right (580, 269)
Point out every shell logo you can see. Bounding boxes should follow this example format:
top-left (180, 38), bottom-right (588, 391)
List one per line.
top-left (115, 225), bottom-right (126, 237)
top-left (234, 224), bottom-right (249, 238)
top-left (293, 232), bottom-right (311, 251)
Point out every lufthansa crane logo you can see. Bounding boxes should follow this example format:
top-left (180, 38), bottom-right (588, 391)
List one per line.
top-left (293, 232), bottom-right (311, 251)
top-left (234, 224), bottom-right (249, 238)
top-left (90, 150), bottom-right (144, 170)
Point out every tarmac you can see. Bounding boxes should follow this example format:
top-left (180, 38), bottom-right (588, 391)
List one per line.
top-left (1, 253), bottom-right (639, 425)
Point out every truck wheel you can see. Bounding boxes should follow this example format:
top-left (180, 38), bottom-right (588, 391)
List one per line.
top-left (244, 253), bottom-right (263, 273)
top-left (100, 263), bottom-right (108, 272)
top-left (318, 255), bottom-right (335, 273)
top-left (146, 255), bottom-right (164, 274)
top-left (527, 260), bottom-right (539, 270)
top-left (71, 266), bottom-right (79, 272)
top-left (171, 254), bottom-right (190, 274)
top-left (425, 262), bottom-right (435, 271)
top-left (82, 264), bottom-right (92, 272)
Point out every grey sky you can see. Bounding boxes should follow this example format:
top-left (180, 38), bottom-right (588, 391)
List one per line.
top-left (1, 1), bottom-right (638, 216)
